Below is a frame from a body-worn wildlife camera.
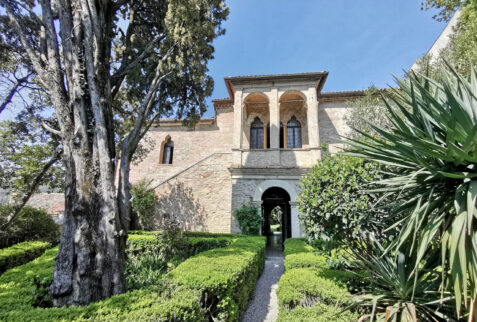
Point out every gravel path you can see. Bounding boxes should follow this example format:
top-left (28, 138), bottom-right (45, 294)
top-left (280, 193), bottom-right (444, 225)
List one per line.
top-left (241, 246), bottom-right (284, 322)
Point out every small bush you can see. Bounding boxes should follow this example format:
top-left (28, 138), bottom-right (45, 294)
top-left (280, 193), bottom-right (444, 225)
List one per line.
top-left (168, 236), bottom-right (266, 321)
top-left (0, 205), bottom-right (60, 248)
top-left (0, 241), bottom-right (51, 274)
top-left (278, 238), bottom-right (357, 322)
top-left (233, 205), bottom-right (262, 235)
top-left (277, 302), bottom-right (358, 322)
top-left (277, 268), bottom-right (351, 309)
top-left (284, 252), bottom-right (328, 271)
top-left (130, 179), bottom-right (157, 230)
top-left (283, 238), bottom-right (314, 256)
top-left (126, 230), bottom-right (231, 290)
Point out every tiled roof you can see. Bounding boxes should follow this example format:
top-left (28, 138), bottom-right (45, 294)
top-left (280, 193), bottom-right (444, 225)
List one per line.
top-left (224, 71), bottom-right (328, 81)
top-left (319, 88), bottom-right (388, 98)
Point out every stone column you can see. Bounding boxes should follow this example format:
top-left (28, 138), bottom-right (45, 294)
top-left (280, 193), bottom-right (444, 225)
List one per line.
top-left (306, 87), bottom-right (320, 161)
top-left (269, 88), bottom-right (280, 149)
top-left (233, 89), bottom-right (243, 149)
top-left (290, 202), bottom-right (302, 238)
top-left (232, 89), bottom-right (243, 166)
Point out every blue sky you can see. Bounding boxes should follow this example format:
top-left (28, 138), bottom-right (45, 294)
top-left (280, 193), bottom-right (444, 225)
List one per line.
top-left (0, 1), bottom-right (448, 121)
top-left (203, 0), bottom-right (447, 116)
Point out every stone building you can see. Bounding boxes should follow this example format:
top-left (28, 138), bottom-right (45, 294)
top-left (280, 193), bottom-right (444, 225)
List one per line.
top-left (130, 72), bottom-right (367, 240)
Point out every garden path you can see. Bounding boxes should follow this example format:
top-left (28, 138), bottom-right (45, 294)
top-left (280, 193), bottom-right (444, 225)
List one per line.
top-left (241, 239), bottom-right (284, 322)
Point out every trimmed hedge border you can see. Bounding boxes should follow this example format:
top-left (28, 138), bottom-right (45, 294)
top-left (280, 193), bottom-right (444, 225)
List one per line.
top-left (0, 233), bottom-right (266, 321)
top-left (0, 241), bottom-right (51, 274)
top-left (169, 236), bottom-right (266, 321)
top-left (277, 238), bottom-right (358, 322)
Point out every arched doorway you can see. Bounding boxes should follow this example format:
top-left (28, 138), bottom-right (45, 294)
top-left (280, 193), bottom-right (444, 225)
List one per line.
top-left (261, 187), bottom-right (291, 245)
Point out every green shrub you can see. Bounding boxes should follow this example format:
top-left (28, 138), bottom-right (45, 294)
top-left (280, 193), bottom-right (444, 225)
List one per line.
top-left (0, 205), bottom-right (60, 248)
top-left (168, 236), bottom-right (266, 321)
top-left (277, 302), bottom-right (358, 322)
top-left (284, 253), bottom-right (328, 271)
top-left (297, 154), bottom-right (393, 245)
top-left (0, 234), bottom-right (265, 321)
top-left (278, 238), bottom-right (358, 322)
top-left (283, 238), bottom-right (314, 256)
top-left (0, 241), bottom-right (51, 274)
top-left (130, 179), bottom-right (157, 230)
top-left (126, 232), bottom-right (231, 290)
top-left (277, 268), bottom-right (351, 309)
top-left (233, 205), bottom-right (262, 235)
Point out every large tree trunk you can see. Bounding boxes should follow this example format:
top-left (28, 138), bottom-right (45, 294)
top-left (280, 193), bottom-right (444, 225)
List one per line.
top-left (50, 140), bottom-right (127, 306)
top-left (118, 140), bottom-right (133, 230)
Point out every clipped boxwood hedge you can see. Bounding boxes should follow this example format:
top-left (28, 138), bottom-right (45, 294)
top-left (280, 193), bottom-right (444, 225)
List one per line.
top-left (127, 233), bottom-right (231, 257)
top-left (277, 238), bottom-right (358, 322)
top-left (168, 236), bottom-right (266, 321)
top-left (277, 302), bottom-right (358, 322)
top-left (0, 241), bottom-right (51, 274)
top-left (0, 233), bottom-right (266, 321)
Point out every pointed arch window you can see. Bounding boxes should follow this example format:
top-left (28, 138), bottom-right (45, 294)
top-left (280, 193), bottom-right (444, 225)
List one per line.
top-left (162, 138), bottom-right (174, 164)
top-left (250, 117), bottom-right (264, 149)
top-left (287, 116), bottom-right (302, 148)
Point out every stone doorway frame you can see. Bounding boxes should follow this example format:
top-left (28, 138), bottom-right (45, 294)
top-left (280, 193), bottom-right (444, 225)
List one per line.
top-left (252, 180), bottom-right (302, 238)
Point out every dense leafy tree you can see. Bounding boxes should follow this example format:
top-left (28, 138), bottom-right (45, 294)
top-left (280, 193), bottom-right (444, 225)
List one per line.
top-left (297, 155), bottom-right (394, 245)
top-left (416, 0), bottom-right (477, 76)
top-left (0, 120), bottom-right (63, 229)
top-left (0, 205), bottom-right (60, 248)
top-left (421, 0), bottom-right (470, 21)
top-left (0, 0), bottom-right (228, 306)
top-left (345, 87), bottom-right (393, 140)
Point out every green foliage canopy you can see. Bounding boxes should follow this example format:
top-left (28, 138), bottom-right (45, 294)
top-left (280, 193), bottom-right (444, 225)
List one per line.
top-left (345, 87), bottom-right (393, 141)
top-left (297, 155), bottom-right (392, 245)
top-left (0, 205), bottom-right (60, 248)
top-left (130, 179), bottom-right (157, 230)
top-left (234, 205), bottom-right (262, 235)
top-left (417, 0), bottom-right (477, 76)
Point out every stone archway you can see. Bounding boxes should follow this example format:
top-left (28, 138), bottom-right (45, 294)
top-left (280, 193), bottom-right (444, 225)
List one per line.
top-left (253, 180), bottom-right (302, 239)
top-left (261, 187), bottom-right (291, 245)
top-left (253, 180), bottom-right (297, 202)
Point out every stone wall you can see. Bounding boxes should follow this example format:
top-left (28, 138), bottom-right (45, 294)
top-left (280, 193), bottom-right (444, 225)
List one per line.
top-left (231, 177), bottom-right (302, 233)
top-left (152, 153), bottom-right (233, 233)
top-left (130, 106), bottom-right (234, 185)
top-left (318, 101), bottom-right (350, 154)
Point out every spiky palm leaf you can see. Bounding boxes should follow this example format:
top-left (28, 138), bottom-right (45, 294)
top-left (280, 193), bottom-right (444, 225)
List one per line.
top-left (347, 237), bottom-right (455, 322)
top-left (346, 65), bottom-right (477, 318)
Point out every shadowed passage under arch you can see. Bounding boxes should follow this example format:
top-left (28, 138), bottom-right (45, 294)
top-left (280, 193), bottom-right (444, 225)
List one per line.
top-left (261, 187), bottom-right (291, 245)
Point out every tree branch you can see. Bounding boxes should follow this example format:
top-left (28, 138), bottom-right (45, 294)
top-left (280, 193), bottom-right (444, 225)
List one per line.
top-left (1, 149), bottom-right (62, 230)
top-left (0, 74), bottom-right (31, 114)
top-left (0, 0), bottom-right (48, 83)
top-left (41, 121), bottom-right (62, 137)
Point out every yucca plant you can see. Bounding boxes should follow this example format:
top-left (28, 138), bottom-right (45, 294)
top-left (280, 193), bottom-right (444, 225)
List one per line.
top-left (346, 65), bottom-right (477, 319)
top-left (347, 237), bottom-right (456, 321)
